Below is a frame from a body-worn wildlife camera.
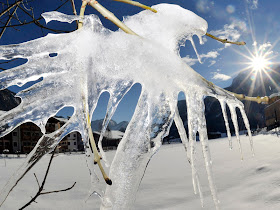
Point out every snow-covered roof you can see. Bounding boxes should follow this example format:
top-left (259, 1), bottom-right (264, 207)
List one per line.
top-left (93, 130), bottom-right (124, 140)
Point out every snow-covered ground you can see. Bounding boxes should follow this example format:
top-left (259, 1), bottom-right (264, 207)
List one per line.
top-left (1, 134), bottom-right (280, 209)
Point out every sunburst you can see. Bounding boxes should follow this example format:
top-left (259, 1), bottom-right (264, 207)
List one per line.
top-left (248, 54), bottom-right (272, 73)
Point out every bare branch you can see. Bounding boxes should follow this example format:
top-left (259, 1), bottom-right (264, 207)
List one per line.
top-left (0, 4), bottom-right (19, 39)
top-left (18, 5), bottom-right (72, 33)
top-left (0, 0), bottom-right (22, 18)
top-left (227, 91), bottom-right (270, 104)
top-left (69, 0), bottom-right (78, 28)
top-left (19, 147), bottom-right (76, 210)
top-left (89, 0), bottom-right (137, 35)
top-left (112, 0), bottom-right (157, 13)
top-left (33, 173), bottom-right (40, 189)
top-left (40, 182), bottom-right (76, 195)
top-left (206, 32), bottom-right (246, 46)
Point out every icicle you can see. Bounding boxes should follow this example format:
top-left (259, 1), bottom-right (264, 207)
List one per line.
top-left (190, 37), bottom-right (202, 63)
top-left (238, 105), bottom-right (254, 156)
top-left (219, 99), bottom-right (232, 149)
top-left (195, 94), bottom-right (220, 210)
top-left (185, 95), bottom-right (200, 196)
top-left (174, 107), bottom-right (204, 206)
top-left (198, 35), bottom-right (204, 45)
top-left (228, 104), bottom-right (243, 160)
top-left (174, 107), bottom-right (189, 150)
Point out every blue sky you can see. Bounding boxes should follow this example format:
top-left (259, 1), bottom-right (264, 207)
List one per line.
top-left (1, 0), bottom-right (279, 122)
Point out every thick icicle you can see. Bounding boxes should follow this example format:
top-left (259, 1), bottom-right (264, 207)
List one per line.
top-left (219, 99), bottom-right (232, 149)
top-left (101, 91), bottom-right (175, 209)
top-left (174, 107), bottom-right (204, 206)
top-left (228, 104), bottom-right (243, 160)
top-left (187, 92), bottom-right (220, 209)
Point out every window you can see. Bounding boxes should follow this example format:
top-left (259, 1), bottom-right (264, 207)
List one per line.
top-left (5, 142), bottom-right (9, 146)
top-left (23, 142), bottom-right (27, 146)
top-left (0, 142), bottom-right (2, 146)
top-left (74, 142), bottom-right (76, 145)
top-left (13, 132), bottom-right (17, 136)
top-left (68, 142), bottom-right (70, 145)
top-left (13, 142), bottom-right (17, 147)
top-left (73, 134), bottom-right (76, 137)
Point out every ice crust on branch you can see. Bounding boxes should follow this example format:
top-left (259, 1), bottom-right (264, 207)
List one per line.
top-left (0, 4), bottom-right (253, 209)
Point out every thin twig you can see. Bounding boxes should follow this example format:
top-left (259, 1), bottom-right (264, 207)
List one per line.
top-left (33, 173), bottom-right (40, 188)
top-left (0, 4), bottom-right (19, 39)
top-left (0, 0), bottom-right (22, 18)
top-left (19, 147), bottom-right (76, 210)
top-left (206, 32), bottom-right (246, 45)
top-left (112, 0), bottom-right (157, 13)
top-left (69, 0), bottom-right (78, 28)
top-left (18, 5), bottom-right (72, 33)
top-left (0, 0), bottom-right (69, 29)
top-left (40, 182), bottom-right (76, 195)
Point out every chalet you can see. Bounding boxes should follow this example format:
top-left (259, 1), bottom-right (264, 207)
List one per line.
top-left (0, 117), bottom-right (83, 153)
top-left (264, 98), bottom-right (280, 130)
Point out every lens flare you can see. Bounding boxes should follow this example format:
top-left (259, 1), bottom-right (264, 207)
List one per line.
top-left (249, 55), bottom-right (271, 72)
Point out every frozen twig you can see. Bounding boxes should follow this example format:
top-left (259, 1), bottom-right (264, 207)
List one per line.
top-left (206, 32), bottom-right (246, 46)
top-left (113, 0), bottom-right (157, 13)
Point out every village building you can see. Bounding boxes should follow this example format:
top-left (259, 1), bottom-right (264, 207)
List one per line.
top-left (264, 98), bottom-right (280, 131)
top-left (0, 117), bottom-right (84, 153)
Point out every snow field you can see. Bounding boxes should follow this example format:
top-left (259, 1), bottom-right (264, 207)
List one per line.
top-left (1, 134), bottom-right (280, 209)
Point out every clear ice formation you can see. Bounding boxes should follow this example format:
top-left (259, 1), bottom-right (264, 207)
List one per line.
top-left (0, 4), bottom-right (253, 209)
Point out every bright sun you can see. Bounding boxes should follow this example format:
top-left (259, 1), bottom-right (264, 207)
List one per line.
top-left (249, 55), bottom-right (271, 72)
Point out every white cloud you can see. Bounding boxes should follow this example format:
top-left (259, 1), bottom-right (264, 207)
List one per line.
top-left (182, 56), bottom-right (198, 66)
top-left (209, 19), bottom-right (247, 48)
top-left (212, 72), bottom-right (231, 81)
top-left (208, 60), bottom-right (216, 67)
top-left (201, 51), bottom-right (219, 59)
top-left (259, 42), bottom-right (272, 51)
top-left (182, 50), bottom-right (219, 66)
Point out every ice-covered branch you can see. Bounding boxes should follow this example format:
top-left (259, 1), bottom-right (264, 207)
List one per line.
top-left (206, 32), bottom-right (246, 45)
top-left (228, 91), bottom-right (270, 104)
top-left (113, 0), bottom-right (157, 13)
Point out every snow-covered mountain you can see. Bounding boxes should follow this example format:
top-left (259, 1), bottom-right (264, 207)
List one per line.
top-left (168, 65), bottom-right (280, 139)
top-left (91, 119), bottom-right (128, 132)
